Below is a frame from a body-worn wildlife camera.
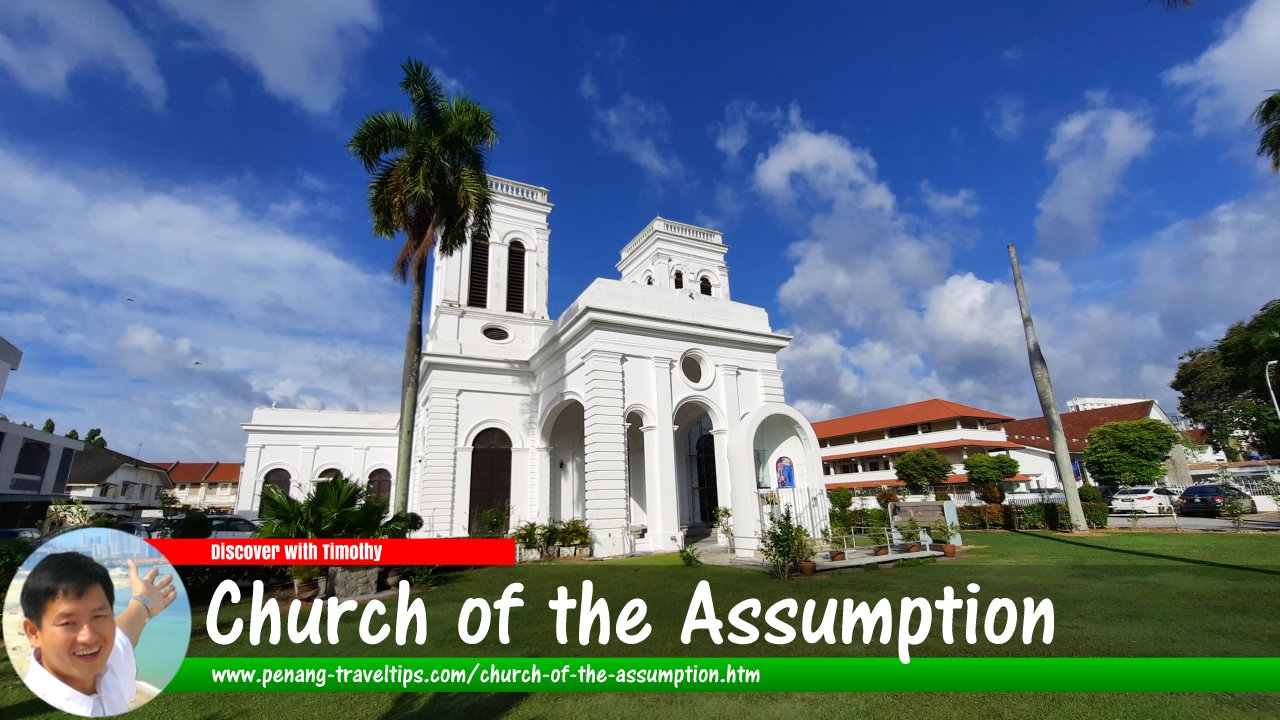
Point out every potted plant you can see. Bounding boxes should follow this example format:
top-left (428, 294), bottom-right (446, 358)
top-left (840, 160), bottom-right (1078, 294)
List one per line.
top-left (870, 526), bottom-right (890, 556)
top-left (929, 519), bottom-right (959, 557)
top-left (291, 565), bottom-right (323, 600)
top-left (797, 535), bottom-right (818, 577)
top-left (559, 518), bottom-right (593, 557)
top-left (899, 518), bottom-right (922, 553)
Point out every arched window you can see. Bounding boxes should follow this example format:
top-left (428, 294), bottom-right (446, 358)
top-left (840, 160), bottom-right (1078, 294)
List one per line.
top-left (506, 241), bottom-right (525, 313)
top-left (646, 276), bottom-right (653, 285)
top-left (367, 468), bottom-right (391, 503)
top-left (673, 271), bottom-right (683, 290)
top-left (262, 468), bottom-right (291, 501)
top-left (317, 468), bottom-right (342, 484)
top-left (700, 277), bottom-right (712, 296)
top-left (468, 239), bottom-right (489, 308)
top-left (469, 429), bottom-right (513, 536)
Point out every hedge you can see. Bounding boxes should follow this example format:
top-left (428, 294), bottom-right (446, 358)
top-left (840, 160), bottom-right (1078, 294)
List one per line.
top-left (956, 502), bottom-right (1110, 531)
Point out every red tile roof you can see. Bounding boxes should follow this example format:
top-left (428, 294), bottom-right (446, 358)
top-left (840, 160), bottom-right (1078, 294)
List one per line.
top-left (823, 438), bottom-right (1022, 462)
top-left (993, 401), bottom-right (1155, 453)
top-left (813, 398), bottom-right (1013, 439)
top-left (1181, 428), bottom-right (1210, 446)
top-left (151, 461), bottom-right (241, 484)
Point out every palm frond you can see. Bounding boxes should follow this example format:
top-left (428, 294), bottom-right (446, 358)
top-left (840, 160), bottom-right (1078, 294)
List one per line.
top-left (347, 111), bottom-right (415, 173)
top-left (1252, 90), bottom-right (1280, 172)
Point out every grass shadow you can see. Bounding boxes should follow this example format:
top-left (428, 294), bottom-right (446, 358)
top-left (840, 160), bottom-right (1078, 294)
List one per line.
top-left (378, 692), bottom-right (529, 719)
top-left (1011, 530), bottom-right (1280, 576)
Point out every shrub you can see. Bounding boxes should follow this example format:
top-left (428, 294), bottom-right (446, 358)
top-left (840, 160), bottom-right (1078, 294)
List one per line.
top-left (512, 521), bottom-right (542, 550)
top-left (1078, 485), bottom-right (1104, 503)
top-left (977, 483), bottom-right (1006, 505)
top-left (827, 487), bottom-right (854, 513)
top-left (934, 491), bottom-right (951, 501)
top-left (0, 539), bottom-right (32, 607)
top-left (678, 544), bottom-right (703, 567)
top-left (875, 488), bottom-right (900, 509)
top-left (848, 508), bottom-right (887, 529)
top-left (760, 507), bottom-right (810, 580)
top-left (1009, 503), bottom-right (1047, 529)
top-left (898, 517), bottom-right (922, 543)
top-left (1082, 503), bottom-right (1109, 529)
top-left (478, 504), bottom-right (510, 538)
top-left (558, 519), bottom-right (593, 546)
top-left (403, 565), bottom-right (437, 587)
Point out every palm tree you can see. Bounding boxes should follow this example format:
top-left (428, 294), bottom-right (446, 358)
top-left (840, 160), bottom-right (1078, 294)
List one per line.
top-left (1253, 90), bottom-right (1280, 172)
top-left (348, 59), bottom-right (498, 515)
top-left (256, 473), bottom-right (422, 539)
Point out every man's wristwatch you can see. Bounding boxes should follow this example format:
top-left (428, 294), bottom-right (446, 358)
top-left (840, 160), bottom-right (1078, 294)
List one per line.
top-left (131, 595), bottom-right (154, 619)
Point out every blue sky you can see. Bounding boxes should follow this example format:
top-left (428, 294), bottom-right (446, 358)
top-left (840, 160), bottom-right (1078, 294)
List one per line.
top-left (1, 1), bottom-right (1278, 460)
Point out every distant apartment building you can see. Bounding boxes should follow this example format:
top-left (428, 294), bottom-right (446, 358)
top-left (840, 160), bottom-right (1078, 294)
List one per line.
top-left (153, 461), bottom-right (241, 512)
top-left (813, 398), bottom-right (1029, 501)
top-left (0, 337), bottom-right (84, 528)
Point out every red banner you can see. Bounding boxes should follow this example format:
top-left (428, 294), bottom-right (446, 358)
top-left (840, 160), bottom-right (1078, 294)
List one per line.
top-left (146, 538), bottom-right (514, 566)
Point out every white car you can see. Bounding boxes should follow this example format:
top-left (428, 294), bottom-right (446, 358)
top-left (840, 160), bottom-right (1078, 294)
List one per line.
top-left (1109, 487), bottom-right (1177, 514)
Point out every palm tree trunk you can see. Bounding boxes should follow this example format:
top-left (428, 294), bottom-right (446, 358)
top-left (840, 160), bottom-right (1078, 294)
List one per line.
top-left (1008, 244), bottom-right (1087, 531)
top-left (395, 258), bottom-right (426, 516)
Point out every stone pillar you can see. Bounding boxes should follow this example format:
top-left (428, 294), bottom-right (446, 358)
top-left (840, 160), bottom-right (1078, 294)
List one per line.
top-left (454, 446), bottom-right (473, 535)
top-left (298, 446), bottom-right (317, 497)
top-left (710, 428), bottom-right (731, 527)
top-left (237, 445), bottom-right (262, 514)
top-left (418, 390), bottom-right (460, 536)
top-left (649, 357), bottom-right (680, 551)
top-left (655, 255), bottom-right (672, 289)
top-left (533, 446), bottom-right (552, 522)
top-left (582, 351), bottom-right (628, 556)
top-left (758, 369), bottom-right (785, 404)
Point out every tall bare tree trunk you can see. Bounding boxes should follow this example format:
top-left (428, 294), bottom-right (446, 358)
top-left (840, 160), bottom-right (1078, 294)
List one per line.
top-left (395, 259), bottom-right (426, 516)
top-left (1009, 244), bottom-right (1087, 531)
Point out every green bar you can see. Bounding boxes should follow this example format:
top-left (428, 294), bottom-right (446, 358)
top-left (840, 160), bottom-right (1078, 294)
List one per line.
top-left (168, 657), bottom-right (1280, 693)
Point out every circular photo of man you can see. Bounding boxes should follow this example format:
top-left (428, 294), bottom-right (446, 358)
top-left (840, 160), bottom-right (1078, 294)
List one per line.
top-left (3, 527), bottom-right (190, 716)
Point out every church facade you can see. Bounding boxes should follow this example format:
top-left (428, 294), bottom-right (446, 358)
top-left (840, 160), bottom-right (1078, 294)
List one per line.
top-left (236, 177), bottom-right (827, 557)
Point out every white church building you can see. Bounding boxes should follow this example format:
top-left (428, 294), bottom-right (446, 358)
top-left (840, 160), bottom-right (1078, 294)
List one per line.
top-left (236, 177), bottom-right (827, 557)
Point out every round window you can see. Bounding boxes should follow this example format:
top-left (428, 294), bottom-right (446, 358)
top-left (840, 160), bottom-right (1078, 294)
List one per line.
top-left (681, 356), bottom-right (702, 384)
top-left (482, 325), bottom-right (510, 342)
top-left (680, 351), bottom-right (712, 389)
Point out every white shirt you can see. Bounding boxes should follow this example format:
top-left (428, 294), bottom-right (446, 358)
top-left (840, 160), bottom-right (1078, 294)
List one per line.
top-left (23, 630), bottom-right (137, 717)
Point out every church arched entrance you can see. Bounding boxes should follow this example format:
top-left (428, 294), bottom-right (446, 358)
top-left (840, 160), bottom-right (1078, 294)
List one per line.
top-left (687, 420), bottom-right (719, 524)
top-left (469, 428), bottom-right (512, 535)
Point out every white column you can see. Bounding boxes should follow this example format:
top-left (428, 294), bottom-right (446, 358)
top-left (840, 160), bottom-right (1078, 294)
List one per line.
top-left (454, 447), bottom-right (473, 536)
top-left (298, 446), bottom-right (317, 498)
top-left (649, 357), bottom-right (680, 551)
top-left (419, 390), bottom-right (460, 536)
top-left (533, 446), bottom-right (552, 522)
top-left (582, 351), bottom-right (628, 556)
top-left (236, 445), bottom-right (262, 514)
top-left (710, 428), bottom-right (731, 525)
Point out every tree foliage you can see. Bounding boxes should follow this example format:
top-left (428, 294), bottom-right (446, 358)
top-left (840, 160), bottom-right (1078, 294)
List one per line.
top-left (41, 418), bottom-right (55, 433)
top-left (965, 453), bottom-right (1018, 505)
top-left (1253, 90), bottom-right (1280, 173)
top-left (1171, 299), bottom-right (1280, 458)
top-left (893, 448), bottom-right (952, 493)
top-left (1081, 419), bottom-right (1181, 487)
top-left (347, 58), bottom-right (498, 515)
top-left (257, 472), bottom-right (423, 539)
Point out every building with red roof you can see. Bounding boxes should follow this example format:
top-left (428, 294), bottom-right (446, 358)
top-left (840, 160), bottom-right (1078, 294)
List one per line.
top-left (151, 461), bottom-right (241, 511)
top-left (814, 398), bottom-right (1030, 499)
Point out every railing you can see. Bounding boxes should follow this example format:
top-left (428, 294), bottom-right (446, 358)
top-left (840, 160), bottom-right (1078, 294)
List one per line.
top-left (488, 177), bottom-right (548, 203)
top-left (657, 218), bottom-right (719, 242)
top-left (9, 474), bottom-right (42, 492)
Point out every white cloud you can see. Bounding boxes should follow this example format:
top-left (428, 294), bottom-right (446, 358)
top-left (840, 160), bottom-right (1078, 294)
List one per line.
top-left (157, 0), bottom-right (379, 115)
top-left (579, 74), bottom-right (598, 100)
top-left (985, 95), bottom-right (1025, 142)
top-left (919, 181), bottom-right (981, 218)
top-left (1034, 93), bottom-right (1153, 256)
top-left (434, 67), bottom-right (464, 94)
top-left (1164, 0), bottom-right (1280, 135)
top-left (0, 0), bottom-right (165, 107)
top-left (0, 144), bottom-right (404, 459)
top-left (587, 93), bottom-right (688, 185)
top-left (713, 101), bottom-right (784, 161)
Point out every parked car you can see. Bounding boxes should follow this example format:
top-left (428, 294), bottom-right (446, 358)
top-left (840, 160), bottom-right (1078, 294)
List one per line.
top-left (150, 514), bottom-right (261, 539)
top-left (0, 527), bottom-right (40, 543)
top-left (1109, 487), bottom-right (1178, 514)
top-left (116, 521), bottom-right (152, 539)
top-left (1177, 484), bottom-right (1257, 517)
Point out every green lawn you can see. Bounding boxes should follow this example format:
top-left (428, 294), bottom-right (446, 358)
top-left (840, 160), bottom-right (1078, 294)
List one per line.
top-left (3, 530), bottom-right (1278, 719)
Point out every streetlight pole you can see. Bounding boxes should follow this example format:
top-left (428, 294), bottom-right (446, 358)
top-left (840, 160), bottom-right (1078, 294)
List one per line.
top-left (1267, 360), bottom-right (1280, 425)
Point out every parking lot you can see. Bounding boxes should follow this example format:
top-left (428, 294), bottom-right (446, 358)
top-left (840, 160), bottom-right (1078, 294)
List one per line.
top-left (1106, 511), bottom-right (1280, 532)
